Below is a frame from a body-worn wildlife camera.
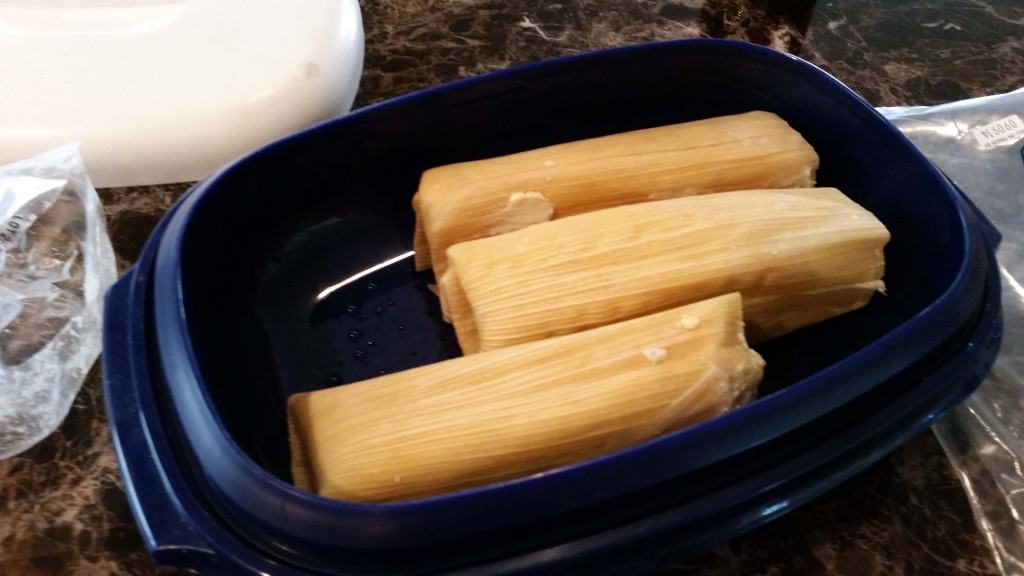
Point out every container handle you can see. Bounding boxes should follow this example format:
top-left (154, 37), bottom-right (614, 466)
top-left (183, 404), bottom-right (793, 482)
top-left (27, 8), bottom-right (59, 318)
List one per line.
top-left (103, 272), bottom-right (225, 573)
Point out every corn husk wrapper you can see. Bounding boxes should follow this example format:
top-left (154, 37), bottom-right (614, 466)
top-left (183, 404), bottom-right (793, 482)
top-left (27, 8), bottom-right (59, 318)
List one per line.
top-left (289, 293), bottom-right (763, 502)
top-left (413, 111), bottom-right (819, 276)
top-left (439, 187), bottom-right (889, 353)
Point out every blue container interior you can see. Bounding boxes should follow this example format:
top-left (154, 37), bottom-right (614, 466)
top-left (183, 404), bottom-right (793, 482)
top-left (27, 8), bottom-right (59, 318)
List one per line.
top-left (148, 40), bottom-right (989, 559)
top-left (179, 40), bottom-right (962, 477)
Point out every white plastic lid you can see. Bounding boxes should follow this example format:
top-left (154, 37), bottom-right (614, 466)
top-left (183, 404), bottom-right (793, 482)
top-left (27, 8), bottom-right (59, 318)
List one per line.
top-left (0, 0), bottom-right (364, 187)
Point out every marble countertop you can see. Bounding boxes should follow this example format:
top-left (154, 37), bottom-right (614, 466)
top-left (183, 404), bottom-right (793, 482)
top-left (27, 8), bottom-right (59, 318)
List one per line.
top-left (2, 1), bottom-right (1022, 574)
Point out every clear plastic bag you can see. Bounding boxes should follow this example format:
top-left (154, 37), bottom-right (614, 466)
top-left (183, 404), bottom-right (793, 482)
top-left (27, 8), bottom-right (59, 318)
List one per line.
top-left (879, 88), bottom-right (1024, 576)
top-left (0, 144), bottom-right (116, 459)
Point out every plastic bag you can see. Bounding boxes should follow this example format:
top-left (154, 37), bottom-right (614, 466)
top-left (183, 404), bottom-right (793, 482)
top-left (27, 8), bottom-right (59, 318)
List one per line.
top-left (880, 88), bottom-right (1024, 576)
top-left (0, 144), bottom-right (116, 459)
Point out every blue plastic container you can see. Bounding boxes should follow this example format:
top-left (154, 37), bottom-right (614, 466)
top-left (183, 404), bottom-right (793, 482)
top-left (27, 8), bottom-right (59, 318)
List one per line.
top-left (104, 39), bottom-right (1003, 574)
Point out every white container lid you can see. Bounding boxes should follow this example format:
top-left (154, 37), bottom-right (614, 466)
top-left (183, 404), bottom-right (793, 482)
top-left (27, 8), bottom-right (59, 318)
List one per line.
top-left (0, 0), bottom-right (364, 187)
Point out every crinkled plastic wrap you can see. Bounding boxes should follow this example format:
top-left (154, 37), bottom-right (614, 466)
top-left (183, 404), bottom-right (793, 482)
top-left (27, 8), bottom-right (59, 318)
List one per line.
top-left (880, 89), bottom-right (1024, 575)
top-left (0, 145), bottom-right (116, 459)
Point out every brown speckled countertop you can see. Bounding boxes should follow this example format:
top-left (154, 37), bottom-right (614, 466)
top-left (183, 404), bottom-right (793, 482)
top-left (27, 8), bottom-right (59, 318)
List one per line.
top-left (2, 1), bottom-right (1022, 574)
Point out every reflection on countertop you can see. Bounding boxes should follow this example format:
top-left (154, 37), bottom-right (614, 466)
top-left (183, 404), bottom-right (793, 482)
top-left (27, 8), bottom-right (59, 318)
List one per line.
top-left (1, 0), bottom-right (1021, 574)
